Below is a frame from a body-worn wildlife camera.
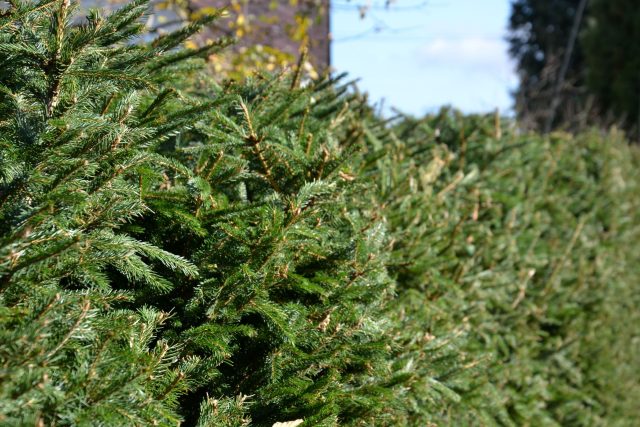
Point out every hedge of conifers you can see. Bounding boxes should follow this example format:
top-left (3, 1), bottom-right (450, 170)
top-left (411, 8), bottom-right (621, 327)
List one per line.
top-left (1, 2), bottom-right (638, 426)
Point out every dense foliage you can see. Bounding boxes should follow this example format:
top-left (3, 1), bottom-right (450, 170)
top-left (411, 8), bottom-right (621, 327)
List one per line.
top-left (1, 1), bottom-right (639, 426)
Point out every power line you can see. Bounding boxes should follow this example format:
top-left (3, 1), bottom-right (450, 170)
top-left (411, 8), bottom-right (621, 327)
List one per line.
top-left (331, 0), bottom-right (431, 13)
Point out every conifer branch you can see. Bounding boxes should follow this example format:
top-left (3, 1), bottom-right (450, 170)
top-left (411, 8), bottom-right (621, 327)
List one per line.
top-left (45, 0), bottom-right (70, 117)
top-left (86, 331), bottom-right (115, 382)
top-left (290, 46), bottom-right (308, 90)
top-left (542, 216), bottom-right (587, 297)
top-left (204, 151), bottom-right (224, 181)
top-left (0, 0), bottom-right (58, 30)
top-left (1, 235), bottom-right (81, 291)
top-left (101, 94), bottom-right (115, 115)
top-left (157, 371), bottom-right (185, 401)
top-left (239, 99), bottom-right (282, 193)
top-left (44, 298), bottom-right (90, 363)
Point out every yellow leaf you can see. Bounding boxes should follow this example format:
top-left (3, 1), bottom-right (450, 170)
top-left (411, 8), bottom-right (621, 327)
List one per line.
top-left (155, 1), bottom-right (170, 10)
top-left (192, 6), bottom-right (220, 20)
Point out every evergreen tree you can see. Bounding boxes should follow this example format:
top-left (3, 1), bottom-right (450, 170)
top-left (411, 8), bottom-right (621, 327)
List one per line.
top-left (1, 1), bottom-right (411, 424)
top-left (132, 74), bottom-right (409, 425)
top-left (0, 0), bottom-right (228, 424)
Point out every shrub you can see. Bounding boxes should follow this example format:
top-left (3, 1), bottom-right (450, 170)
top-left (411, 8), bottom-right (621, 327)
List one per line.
top-left (363, 111), bottom-right (640, 425)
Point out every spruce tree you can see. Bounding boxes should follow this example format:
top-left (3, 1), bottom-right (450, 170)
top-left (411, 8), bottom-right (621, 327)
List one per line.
top-left (0, 0), bottom-right (225, 424)
top-left (130, 74), bottom-right (411, 425)
top-left (1, 2), bottom-right (408, 425)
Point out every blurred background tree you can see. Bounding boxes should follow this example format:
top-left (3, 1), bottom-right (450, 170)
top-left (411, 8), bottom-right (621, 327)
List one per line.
top-left (508, 0), bottom-right (640, 139)
top-left (507, 0), bottom-right (590, 131)
top-left (583, 0), bottom-right (640, 140)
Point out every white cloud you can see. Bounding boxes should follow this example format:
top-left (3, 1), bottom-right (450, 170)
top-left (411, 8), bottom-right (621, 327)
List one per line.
top-left (418, 36), bottom-right (516, 77)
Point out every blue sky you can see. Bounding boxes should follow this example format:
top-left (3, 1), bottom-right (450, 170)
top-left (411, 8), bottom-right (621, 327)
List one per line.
top-left (330, 0), bottom-right (517, 116)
